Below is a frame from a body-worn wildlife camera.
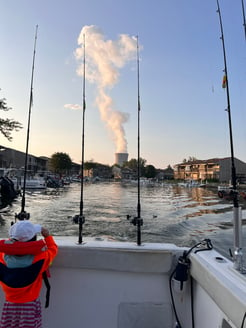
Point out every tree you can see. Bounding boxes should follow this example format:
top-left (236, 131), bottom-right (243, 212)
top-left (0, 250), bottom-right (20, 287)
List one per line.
top-left (144, 165), bottom-right (156, 178)
top-left (182, 156), bottom-right (198, 163)
top-left (0, 92), bottom-right (22, 141)
top-left (50, 152), bottom-right (72, 174)
top-left (84, 160), bottom-right (96, 170)
top-left (123, 157), bottom-right (147, 176)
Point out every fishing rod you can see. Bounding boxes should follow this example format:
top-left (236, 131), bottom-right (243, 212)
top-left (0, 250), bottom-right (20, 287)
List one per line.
top-left (73, 34), bottom-right (86, 244)
top-left (216, 0), bottom-right (238, 205)
top-left (136, 36), bottom-right (143, 245)
top-left (216, 0), bottom-right (243, 271)
top-left (130, 36), bottom-right (143, 246)
top-left (242, 0), bottom-right (246, 40)
top-left (16, 25), bottom-right (38, 221)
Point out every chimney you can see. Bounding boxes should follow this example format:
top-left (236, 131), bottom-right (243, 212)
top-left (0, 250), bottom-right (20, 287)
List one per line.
top-left (115, 153), bottom-right (128, 166)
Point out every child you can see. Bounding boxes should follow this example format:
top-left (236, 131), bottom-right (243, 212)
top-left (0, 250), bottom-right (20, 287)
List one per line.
top-left (0, 220), bottom-right (58, 328)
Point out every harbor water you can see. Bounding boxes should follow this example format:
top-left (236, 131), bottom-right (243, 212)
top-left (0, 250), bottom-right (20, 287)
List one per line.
top-left (0, 181), bottom-right (245, 260)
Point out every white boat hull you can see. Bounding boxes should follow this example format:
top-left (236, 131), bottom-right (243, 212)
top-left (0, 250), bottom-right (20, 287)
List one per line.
top-left (0, 238), bottom-right (243, 328)
top-left (11, 178), bottom-right (47, 190)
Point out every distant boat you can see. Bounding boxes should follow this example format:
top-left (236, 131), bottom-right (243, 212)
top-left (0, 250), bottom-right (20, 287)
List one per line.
top-left (178, 180), bottom-right (200, 188)
top-left (0, 168), bottom-right (46, 190)
top-left (218, 185), bottom-right (246, 201)
top-left (19, 177), bottom-right (46, 190)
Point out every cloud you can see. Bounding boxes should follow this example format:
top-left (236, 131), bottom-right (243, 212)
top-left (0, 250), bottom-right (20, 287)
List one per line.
top-left (64, 104), bottom-right (82, 110)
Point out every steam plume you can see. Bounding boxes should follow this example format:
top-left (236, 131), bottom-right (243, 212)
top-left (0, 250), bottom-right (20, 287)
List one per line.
top-left (75, 25), bottom-right (137, 153)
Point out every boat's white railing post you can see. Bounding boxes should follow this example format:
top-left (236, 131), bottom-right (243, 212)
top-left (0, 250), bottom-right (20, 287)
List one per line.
top-left (233, 206), bottom-right (244, 272)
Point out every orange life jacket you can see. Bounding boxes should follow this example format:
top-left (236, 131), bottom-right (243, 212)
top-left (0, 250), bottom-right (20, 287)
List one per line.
top-left (0, 239), bottom-right (46, 255)
top-left (0, 236), bottom-right (58, 304)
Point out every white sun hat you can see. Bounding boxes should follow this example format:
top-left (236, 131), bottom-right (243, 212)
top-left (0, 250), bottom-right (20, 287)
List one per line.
top-left (9, 221), bottom-right (42, 242)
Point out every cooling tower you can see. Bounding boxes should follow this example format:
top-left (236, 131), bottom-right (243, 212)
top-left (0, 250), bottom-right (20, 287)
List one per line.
top-left (115, 153), bottom-right (128, 166)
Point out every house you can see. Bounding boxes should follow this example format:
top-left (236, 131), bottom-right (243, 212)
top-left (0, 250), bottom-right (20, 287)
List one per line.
top-left (0, 145), bottom-right (48, 173)
top-left (156, 166), bottom-right (174, 181)
top-left (84, 163), bottom-right (113, 179)
top-left (0, 145), bottom-right (81, 176)
top-left (174, 157), bottom-right (246, 183)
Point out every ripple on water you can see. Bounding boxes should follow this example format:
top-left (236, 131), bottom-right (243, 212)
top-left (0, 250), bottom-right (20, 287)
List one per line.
top-left (0, 182), bottom-right (246, 259)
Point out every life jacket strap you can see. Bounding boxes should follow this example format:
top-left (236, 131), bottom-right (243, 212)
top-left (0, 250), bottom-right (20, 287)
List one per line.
top-left (42, 271), bottom-right (51, 308)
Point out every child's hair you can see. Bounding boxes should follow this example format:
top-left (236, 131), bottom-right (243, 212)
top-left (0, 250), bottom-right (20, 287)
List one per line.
top-left (28, 235), bottom-right (37, 242)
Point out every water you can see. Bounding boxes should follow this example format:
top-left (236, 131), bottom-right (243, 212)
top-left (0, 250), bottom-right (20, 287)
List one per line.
top-left (0, 181), bottom-right (245, 259)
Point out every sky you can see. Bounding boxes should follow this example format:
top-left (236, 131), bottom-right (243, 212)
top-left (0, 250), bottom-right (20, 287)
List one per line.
top-left (0, 0), bottom-right (246, 169)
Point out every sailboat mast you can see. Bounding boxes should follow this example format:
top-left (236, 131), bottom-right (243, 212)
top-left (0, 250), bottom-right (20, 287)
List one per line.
top-left (78, 34), bottom-right (86, 244)
top-left (17, 25), bottom-right (38, 220)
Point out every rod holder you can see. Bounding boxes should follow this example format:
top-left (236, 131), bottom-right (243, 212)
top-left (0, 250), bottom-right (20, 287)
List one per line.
top-left (233, 206), bottom-right (244, 272)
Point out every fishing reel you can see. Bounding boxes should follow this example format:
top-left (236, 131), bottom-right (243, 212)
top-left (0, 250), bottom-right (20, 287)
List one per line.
top-left (172, 239), bottom-right (213, 291)
top-left (126, 214), bottom-right (143, 226)
top-left (15, 211), bottom-right (30, 221)
top-left (72, 214), bottom-right (85, 225)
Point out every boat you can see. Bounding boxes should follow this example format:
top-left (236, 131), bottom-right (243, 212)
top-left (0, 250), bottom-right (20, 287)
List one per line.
top-left (178, 180), bottom-right (200, 188)
top-left (19, 177), bottom-right (47, 190)
top-left (218, 185), bottom-right (246, 201)
top-left (0, 176), bottom-right (19, 209)
top-left (0, 4), bottom-right (246, 327)
top-left (0, 168), bottom-right (47, 190)
top-left (0, 168), bottom-right (20, 208)
top-left (21, 237), bottom-right (245, 328)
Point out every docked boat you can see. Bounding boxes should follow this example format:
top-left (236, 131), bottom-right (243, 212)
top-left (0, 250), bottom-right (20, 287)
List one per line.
top-left (0, 168), bottom-right (46, 190)
top-left (178, 180), bottom-right (200, 188)
top-left (20, 177), bottom-right (47, 190)
top-left (11, 175), bottom-right (47, 190)
top-left (218, 186), bottom-right (246, 201)
top-left (0, 176), bottom-right (19, 209)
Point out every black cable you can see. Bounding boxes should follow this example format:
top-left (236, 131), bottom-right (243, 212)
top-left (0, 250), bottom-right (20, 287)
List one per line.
top-left (241, 311), bottom-right (246, 328)
top-left (190, 277), bottom-right (195, 328)
top-left (194, 239), bottom-right (213, 254)
top-left (169, 267), bottom-right (183, 328)
top-left (169, 239), bottom-right (213, 328)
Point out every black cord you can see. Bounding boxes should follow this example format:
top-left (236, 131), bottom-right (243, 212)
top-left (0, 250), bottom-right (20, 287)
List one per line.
top-left (190, 277), bottom-right (195, 328)
top-left (169, 239), bottom-right (213, 328)
top-left (194, 239), bottom-right (213, 254)
top-left (169, 267), bottom-right (183, 328)
top-left (241, 311), bottom-right (246, 328)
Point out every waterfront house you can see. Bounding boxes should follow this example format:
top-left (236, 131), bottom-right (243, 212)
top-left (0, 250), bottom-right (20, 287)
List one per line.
top-left (0, 145), bottom-right (80, 176)
top-left (174, 157), bottom-right (246, 183)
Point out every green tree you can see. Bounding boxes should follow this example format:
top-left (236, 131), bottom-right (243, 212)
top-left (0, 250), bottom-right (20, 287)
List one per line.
top-left (84, 160), bottom-right (96, 170)
top-left (144, 164), bottom-right (156, 178)
top-left (50, 152), bottom-right (72, 174)
top-left (182, 156), bottom-right (197, 163)
top-left (0, 92), bottom-right (22, 141)
top-left (123, 157), bottom-right (147, 176)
